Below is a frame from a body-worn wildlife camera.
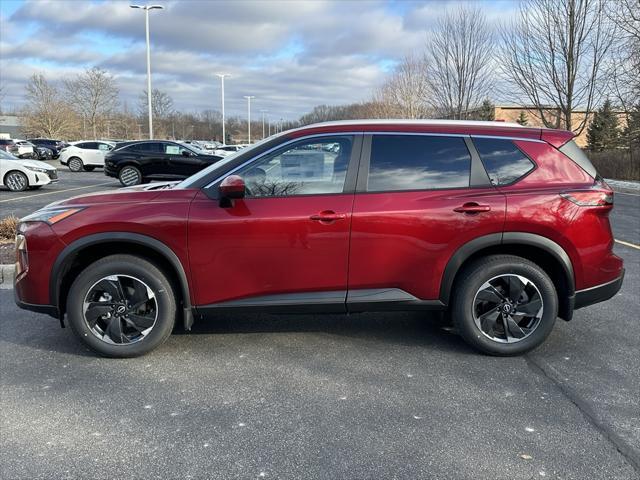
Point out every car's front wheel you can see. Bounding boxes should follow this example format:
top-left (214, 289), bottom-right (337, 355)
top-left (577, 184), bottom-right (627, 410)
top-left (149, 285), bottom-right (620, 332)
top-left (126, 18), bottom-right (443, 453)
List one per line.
top-left (451, 255), bottom-right (558, 356)
top-left (118, 165), bottom-right (143, 186)
top-left (4, 171), bottom-right (29, 191)
top-left (68, 157), bottom-right (84, 172)
top-left (66, 254), bottom-right (177, 357)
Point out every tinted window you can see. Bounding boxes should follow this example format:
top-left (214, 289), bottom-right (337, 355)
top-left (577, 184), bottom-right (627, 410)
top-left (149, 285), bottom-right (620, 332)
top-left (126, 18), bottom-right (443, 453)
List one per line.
top-left (473, 138), bottom-right (535, 185)
top-left (235, 136), bottom-right (353, 197)
top-left (77, 142), bottom-right (97, 149)
top-left (133, 142), bottom-right (163, 153)
top-left (367, 135), bottom-right (471, 191)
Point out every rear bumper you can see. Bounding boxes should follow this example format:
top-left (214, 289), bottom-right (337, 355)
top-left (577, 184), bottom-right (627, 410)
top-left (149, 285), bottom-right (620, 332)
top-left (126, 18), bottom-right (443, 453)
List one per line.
top-left (574, 270), bottom-right (625, 310)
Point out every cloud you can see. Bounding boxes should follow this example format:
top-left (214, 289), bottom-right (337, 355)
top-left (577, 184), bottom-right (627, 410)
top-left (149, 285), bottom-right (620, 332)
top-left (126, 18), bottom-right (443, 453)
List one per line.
top-left (1, 0), bottom-right (517, 119)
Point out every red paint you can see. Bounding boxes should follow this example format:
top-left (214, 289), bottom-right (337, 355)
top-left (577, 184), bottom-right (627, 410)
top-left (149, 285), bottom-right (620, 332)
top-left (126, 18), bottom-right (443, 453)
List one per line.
top-left (14, 120), bottom-right (622, 316)
top-left (188, 191), bottom-right (352, 305)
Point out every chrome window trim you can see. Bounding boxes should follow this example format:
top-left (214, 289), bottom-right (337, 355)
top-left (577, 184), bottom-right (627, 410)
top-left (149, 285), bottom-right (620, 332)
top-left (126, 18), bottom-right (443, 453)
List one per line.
top-left (204, 131), bottom-right (544, 188)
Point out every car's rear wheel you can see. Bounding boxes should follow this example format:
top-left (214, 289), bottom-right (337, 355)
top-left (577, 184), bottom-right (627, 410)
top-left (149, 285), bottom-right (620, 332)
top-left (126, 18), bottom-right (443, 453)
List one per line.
top-left (4, 171), bottom-right (29, 191)
top-left (451, 255), bottom-right (558, 356)
top-left (83, 165), bottom-right (96, 172)
top-left (66, 254), bottom-right (177, 357)
top-left (118, 165), bottom-right (142, 186)
top-left (68, 157), bottom-right (84, 172)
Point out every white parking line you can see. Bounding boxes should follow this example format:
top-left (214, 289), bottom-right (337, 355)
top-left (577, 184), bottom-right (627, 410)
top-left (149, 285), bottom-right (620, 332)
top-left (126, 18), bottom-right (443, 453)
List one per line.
top-left (615, 239), bottom-right (640, 250)
top-left (0, 182), bottom-right (114, 203)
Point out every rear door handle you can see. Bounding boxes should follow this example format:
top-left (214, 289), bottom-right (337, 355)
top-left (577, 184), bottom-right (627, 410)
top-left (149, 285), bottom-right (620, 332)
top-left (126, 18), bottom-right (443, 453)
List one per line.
top-left (310, 210), bottom-right (347, 222)
top-left (453, 202), bottom-right (491, 214)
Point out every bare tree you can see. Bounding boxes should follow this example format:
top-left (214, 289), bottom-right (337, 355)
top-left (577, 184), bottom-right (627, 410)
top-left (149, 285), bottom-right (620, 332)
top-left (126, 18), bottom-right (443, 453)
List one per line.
top-left (500, 0), bottom-right (616, 134)
top-left (64, 67), bottom-right (119, 139)
top-left (138, 89), bottom-right (174, 137)
top-left (21, 74), bottom-right (78, 138)
top-left (606, 0), bottom-right (640, 112)
top-left (424, 6), bottom-right (494, 119)
top-left (138, 88), bottom-right (174, 119)
top-left (374, 55), bottom-right (431, 118)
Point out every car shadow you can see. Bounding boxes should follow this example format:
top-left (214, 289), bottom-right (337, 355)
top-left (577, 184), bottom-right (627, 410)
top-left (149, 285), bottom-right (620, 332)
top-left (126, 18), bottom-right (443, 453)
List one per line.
top-left (175, 310), bottom-right (475, 355)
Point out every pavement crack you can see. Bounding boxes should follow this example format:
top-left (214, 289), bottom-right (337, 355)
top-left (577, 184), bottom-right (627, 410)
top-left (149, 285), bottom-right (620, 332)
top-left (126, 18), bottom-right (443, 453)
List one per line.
top-left (525, 355), bottom-right (640, 474)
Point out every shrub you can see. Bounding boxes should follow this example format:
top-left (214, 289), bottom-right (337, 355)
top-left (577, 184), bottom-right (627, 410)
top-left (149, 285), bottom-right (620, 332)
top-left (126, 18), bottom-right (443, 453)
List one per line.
top-left (587, 149), bottom-right (639, 181)
top-left (0, 215), bottom-right (19, 241)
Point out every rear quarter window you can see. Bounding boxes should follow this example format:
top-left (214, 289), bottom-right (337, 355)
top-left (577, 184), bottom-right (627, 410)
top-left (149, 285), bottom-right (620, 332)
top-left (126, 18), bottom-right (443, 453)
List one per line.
top-left (472, 138), bottom-right (535, 186)
top-left (558, 140), bottom-right (597, 178)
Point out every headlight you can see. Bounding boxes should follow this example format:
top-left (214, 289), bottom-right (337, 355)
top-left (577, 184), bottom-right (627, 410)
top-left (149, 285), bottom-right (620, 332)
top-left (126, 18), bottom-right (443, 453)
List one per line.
top-left (25, 166), bottom-right (49, 173)
top-left (21, 207), bottom-right (84, 225)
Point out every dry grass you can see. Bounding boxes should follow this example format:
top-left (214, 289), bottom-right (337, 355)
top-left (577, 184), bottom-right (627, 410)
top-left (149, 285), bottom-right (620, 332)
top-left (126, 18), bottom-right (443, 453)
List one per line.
top-left (588, 148), bottom-right (639, 181)
top-left (0, 215), bottom-right (19, 241)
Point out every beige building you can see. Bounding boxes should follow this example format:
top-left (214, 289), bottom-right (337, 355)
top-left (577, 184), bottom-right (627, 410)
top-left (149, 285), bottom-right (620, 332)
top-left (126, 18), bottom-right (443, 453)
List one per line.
top-left (492, 106), bottom-right (627, 148)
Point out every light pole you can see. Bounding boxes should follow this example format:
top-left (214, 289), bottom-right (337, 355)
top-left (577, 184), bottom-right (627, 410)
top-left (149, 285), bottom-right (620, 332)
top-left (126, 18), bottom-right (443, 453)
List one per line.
top-left (244, 95), bottom-right (255, 144)
top-left (216, 74), bottom-right (229, 144)
top-left (130, 4), bottom-right (163, 139)
top-left (260, 109), bottom-right (268, 139)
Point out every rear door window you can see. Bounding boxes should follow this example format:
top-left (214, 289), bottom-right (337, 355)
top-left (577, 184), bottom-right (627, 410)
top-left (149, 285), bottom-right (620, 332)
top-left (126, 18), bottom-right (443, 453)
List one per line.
top-left (472, 138), bottom-right (535, 186)
top-left (134, 142), bottom-right (163, 153)
top-left (367, 135), bottom-right (471, 191)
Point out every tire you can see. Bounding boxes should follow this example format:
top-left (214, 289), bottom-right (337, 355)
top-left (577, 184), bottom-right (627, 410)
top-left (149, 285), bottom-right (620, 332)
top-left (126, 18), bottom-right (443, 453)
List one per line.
top-left (118, 165), bottom-right (142, 186)
top-left (4, 170), bottom-right (29, 191)
top-left (451, 254), bottom-right (558, 356)
top-left (68, 157), bottom-right (84, 172)
top-left (29, 185), bottom-right (43, 190)
top-left (66, 254), bottom-right (177, 358)
top-left (83, 166), bottom-right (96, 172)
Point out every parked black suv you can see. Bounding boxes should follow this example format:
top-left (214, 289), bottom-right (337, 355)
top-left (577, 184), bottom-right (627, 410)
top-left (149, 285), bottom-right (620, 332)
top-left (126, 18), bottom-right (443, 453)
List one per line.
top-left (27, 138), bottom-right (67, 158)
top-left (104, 140), bottom-right (223, 186)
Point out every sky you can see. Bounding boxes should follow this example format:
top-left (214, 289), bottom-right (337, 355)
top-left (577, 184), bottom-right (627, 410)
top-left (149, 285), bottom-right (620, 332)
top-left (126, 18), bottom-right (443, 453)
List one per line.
top-left (0, 0), bottom-right (519, 121)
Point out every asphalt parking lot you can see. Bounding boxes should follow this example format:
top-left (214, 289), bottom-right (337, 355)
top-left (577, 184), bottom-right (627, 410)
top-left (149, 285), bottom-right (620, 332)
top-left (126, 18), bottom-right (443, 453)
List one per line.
top-left (0, 163), bottom-right (639, 479)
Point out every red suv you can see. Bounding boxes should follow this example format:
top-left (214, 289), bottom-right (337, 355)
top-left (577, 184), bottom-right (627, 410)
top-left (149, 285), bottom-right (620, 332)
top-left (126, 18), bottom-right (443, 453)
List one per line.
top-left (14, 120), bottom-right (624, 357)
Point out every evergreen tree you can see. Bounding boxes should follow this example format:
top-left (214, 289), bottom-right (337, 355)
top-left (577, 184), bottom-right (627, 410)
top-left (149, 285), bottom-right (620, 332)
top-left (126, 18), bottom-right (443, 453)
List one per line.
top-left (621, 104), bottom-right (640, 149)
top-left (586, 99), bottom-right (620, 151)
top-left (516, 111), bottom-right (528, 125)
top-left (475, 99), bottom-right (495, 121)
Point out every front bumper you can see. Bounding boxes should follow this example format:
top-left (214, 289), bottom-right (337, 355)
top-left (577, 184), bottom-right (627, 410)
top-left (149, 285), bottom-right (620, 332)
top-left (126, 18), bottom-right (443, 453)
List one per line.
top-left (14, 289), bottom-right (59, 318)
top-left (574, 270), bottom-right (625, 309)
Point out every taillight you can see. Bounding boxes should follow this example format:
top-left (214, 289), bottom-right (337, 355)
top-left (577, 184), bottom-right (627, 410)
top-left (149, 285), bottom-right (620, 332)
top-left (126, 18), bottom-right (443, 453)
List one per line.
top-left (560, 190), bottom-right (613, 207)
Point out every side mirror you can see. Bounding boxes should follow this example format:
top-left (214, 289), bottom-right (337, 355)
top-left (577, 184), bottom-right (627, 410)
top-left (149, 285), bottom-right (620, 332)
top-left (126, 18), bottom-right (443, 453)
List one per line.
top-left (182, 150), bottom-right (192, 157)
top-left (219, 175), bottom-right (246, 199)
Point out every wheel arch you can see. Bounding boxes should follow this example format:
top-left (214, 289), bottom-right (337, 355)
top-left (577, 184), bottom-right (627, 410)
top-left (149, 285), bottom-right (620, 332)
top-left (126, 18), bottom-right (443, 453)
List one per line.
top-left (440, 233), bottom-right (575, 321)
top-left (3, 169), bottom-right (32, 190)
top-left (51, 232), bottom-right (194, 330)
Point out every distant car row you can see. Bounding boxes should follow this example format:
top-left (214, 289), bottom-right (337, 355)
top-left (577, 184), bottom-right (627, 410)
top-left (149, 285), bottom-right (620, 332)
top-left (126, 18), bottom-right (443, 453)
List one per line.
top-left (0, 138), bottom-right (64, 161)
top-left (1, 136), bottom-right (250, 190)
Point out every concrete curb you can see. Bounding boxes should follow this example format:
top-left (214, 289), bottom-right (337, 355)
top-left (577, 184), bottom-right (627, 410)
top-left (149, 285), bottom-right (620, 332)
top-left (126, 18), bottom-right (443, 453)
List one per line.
top-left (0, 264), bottom-right (15, 289)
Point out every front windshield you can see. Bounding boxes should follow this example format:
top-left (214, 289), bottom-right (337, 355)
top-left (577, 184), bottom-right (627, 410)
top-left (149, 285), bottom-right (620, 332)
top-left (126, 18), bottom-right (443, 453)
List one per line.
top-left (176, 133), bottom-right (286, 189)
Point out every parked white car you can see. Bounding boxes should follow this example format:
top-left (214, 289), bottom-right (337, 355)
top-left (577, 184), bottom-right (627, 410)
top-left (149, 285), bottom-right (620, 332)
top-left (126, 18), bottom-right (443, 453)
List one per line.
top-left (12, 139), bottom-right (36, 159)
top-left (0, 149), bottom-right (58, 191)
top-left (59, 141), bottom-right (115, 171)
top-left (213, 144), bottom-right (247, 157)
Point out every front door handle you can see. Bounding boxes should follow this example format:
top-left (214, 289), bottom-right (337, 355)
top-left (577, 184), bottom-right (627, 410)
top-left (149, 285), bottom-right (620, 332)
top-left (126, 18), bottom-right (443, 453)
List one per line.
top-left (310, 210), bottom-right (347, 222)
top-left (453, 202), bottom-right (491, 214)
